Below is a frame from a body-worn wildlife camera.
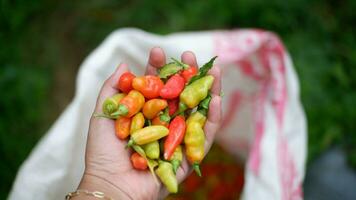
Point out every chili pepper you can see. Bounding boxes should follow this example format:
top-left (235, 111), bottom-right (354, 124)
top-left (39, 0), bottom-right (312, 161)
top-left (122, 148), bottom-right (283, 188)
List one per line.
top-left (186, 111), bottom-right (206, 127)
top-left (128, 125), bottom-right (169, 146)
top-left (181, 66), bottom-right (198, 83)
top-left (152, 116), bottom-right (169, 127)
top-left (132, 75), bottom-right (164, 99)
top-left (130, 112), bottom-right (145, 134)
top-left (155, 161), bottom-right (178, 193)
top-left (184, 95), bottom-right (211, 176)
top-left (111, 90), bottom-right (145, 118)
top-left (143, 141), bottom-right (160, 159)
top-left (164, 115), bottom-right (186, 160)
top-left (160, 74), bottom-right (185, 99)
top-left (143, 99), bottom-right (168, 119)
top-left (184, 121), bottom-right (205, 177)
top-left (131, 152), bottom-right (147, 170)
top-left (168, 145), bottom-right (183, 174)
top-left (118, 72), bottom-right (135, 93)
top-left (102, 93), bottom-right (126, 115)
top-left (152, 107), bottom-right (170, 127)
top-left (115, 117), bottom-right (131, 140)
top-left (180, 75), bottom-right (214, 108)
top-left (168, 99), bottom-right (179, 116)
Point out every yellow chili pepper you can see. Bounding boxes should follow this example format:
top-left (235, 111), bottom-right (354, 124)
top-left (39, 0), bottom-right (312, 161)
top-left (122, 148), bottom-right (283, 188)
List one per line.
top-left (130, 112), bottom-right (145, 134)
top-left (186, 111), bottom-right (206, 127)
top-left (179, 75), bottom-right (214, 108)
top-left (143, 141), bottom-right (160, 159)
top-left (184, 109), bottom-right (208, 177)
top-left (155, 161), bottom-right (178, 193)
top-left (128, 125), bottom-right (169, 146)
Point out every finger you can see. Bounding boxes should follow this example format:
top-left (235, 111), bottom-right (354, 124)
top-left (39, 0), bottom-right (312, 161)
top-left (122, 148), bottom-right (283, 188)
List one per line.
top-left (204, 95), bottom-right (222, 151)
top-left (145, 47), bottom-right (166, 75)
top-left (181, 51), bottom-right (198, 69)
top-left (208, 65), bottom-right (221, 96)
top-left (94, 63), bottom-right (129, 113)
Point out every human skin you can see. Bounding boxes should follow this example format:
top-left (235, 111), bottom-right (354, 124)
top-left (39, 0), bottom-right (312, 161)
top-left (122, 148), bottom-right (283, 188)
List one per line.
top-left (73, 48), bottom-right (222, 200)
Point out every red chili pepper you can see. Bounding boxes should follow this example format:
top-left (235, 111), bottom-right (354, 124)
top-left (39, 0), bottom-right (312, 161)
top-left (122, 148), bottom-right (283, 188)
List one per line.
top-left (132, 75), bottom-right (164, 99)
top-left (181, 66), bottom-right (198, 83)
top-left (130, 152), bottom-right (147, 170)
top-left (160, 74), bottom-right (185, 99)
top-left (167, 99), bottom-right (179, 116)
top-left (118, 72), bottom-right (135, 93)
top-left (164, 115), bottom-right (186, 160)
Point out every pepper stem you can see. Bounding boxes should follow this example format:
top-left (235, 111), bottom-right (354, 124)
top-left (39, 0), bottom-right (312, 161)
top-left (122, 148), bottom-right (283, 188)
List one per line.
top-left (192, 163), bottom-right (202, 177)
top-left (111, 104), bottom-right (129, 117)
top-left (93, 113), bottom-right (118, 119)
top-left (172, 102), bottom-right (188, 117)
top-left (197, 94), bottom-right (212, 117)
top-left (126, 139), bottom-right (135, 148)
top-left (171, 160), bottom-right (180, 174)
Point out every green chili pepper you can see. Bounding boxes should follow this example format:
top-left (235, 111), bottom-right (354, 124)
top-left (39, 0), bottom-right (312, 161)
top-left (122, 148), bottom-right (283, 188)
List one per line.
top-left (155, 161), bottom-right (178, 193)
top-left (102, 93), bottom-right (126, 115)
top-left (168, 145), bottom-right (183, 174)
top-left (180, 75), bottom-right (214, 108)
top-left (143, 141), bottom-right (160, 159)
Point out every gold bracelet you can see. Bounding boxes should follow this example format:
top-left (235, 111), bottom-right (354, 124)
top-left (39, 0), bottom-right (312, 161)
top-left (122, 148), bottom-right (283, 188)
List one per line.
top-left (65, 189), bottom-right (114, 200)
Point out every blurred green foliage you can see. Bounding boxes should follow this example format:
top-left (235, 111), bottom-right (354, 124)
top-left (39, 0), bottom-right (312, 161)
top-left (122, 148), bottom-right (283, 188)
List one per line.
top-left (0, 0), bottom-right (355, 197)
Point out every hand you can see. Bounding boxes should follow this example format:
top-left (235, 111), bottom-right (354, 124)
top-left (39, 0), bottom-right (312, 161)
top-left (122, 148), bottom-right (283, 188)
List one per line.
top-left (76, 48), bottom-right (222, 200)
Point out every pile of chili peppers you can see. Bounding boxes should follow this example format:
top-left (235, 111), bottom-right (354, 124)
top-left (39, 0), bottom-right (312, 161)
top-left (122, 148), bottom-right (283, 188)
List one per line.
top-left (96, 56), bottom-right (217, 193)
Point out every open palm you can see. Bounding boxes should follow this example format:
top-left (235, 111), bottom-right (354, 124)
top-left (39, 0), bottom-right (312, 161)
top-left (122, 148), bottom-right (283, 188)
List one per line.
top-left (78, 48), bottom-right (222, 200)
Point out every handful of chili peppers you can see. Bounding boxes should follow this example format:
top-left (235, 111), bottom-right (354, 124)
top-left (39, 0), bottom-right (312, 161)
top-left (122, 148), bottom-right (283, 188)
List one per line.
top-left (95, 56), bottom-right (217, 193)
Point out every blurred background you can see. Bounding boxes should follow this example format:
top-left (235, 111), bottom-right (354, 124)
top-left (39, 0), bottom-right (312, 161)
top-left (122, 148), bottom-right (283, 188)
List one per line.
top-left (0, 0), bottom-right (355, 199)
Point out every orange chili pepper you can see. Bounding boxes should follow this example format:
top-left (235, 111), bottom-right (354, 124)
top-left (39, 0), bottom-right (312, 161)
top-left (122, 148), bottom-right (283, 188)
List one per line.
top-left (111, 90), bottom-right (145, 118)
top-left (115, 117), bottom-right (131, 140)
top-left (130, 152), bottom-right (147, 170)
top-left (132, 75), bottom-right (164, 99)
top-left (143, 99), bottom-right (168, 119)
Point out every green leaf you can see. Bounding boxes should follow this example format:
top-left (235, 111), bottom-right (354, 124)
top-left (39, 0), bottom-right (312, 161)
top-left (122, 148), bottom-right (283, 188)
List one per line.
top-left (171, 58), bottom-right (189, 69)
top-left (188, 56), bottom-right (217, 85)
top-left (159, 62), bottom-right (182, 79)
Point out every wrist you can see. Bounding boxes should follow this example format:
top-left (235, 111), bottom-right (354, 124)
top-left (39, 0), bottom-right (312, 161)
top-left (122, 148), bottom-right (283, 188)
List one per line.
top-left (73, 173), bottom-right (132, 200)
